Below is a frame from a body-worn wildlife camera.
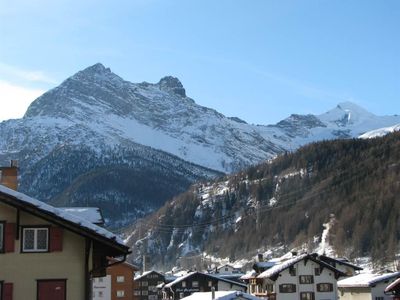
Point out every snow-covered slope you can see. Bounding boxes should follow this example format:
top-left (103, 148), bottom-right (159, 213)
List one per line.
top-left (359, 123), bottom-right (400, 139)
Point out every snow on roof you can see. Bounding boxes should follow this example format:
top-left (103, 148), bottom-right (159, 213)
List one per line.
top-left (338, 272), bottom-right (400, 288)
top-left (60, 207), bottom-right (104, 224)
top-left (164, 272), bottom-right (197, 288)
top-left (135, 270), bottom-right (164, 281)
top-left (0, 185), bottom-right (125, 246)
top-left (240, 270), bottom-right (257, 280)
top-left (181, 291), bottom-right (260, 300)
top-left (257, 254), bottom-right (308, 279)
top-left (385, 277), bottom-right (400, 293)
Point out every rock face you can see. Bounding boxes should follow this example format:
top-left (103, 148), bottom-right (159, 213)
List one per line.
top-left (1, 63), bottom-right (399, 226)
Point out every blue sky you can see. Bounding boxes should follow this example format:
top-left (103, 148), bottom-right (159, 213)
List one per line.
top-left (0, 0), bottom-right (399, 124)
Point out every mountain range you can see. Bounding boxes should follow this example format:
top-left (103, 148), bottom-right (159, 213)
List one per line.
top-left (0, 63), bottom-right (399, 226)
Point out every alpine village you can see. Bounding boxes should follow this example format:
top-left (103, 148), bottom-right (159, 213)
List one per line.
top-left (0, 62), bottom-right (399, 300)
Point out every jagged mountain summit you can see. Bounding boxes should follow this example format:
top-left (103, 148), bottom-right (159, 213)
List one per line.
top-left (0, 63), bottom-right (399, 225)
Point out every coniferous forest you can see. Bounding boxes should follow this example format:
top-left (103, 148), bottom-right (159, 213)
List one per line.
top-left (128, 132), bottom-right (400, 269)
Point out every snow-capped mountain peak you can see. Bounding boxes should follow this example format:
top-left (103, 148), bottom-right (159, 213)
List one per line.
top-left (318, 101), bottom-right (375, 126)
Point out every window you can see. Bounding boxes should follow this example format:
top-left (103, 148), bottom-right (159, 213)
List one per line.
top-left (134, 290), bottom-right (141, 296)
top-left (289, 267), bottom-right (296, 276)
top-left (149, 296), bottom-right (158, 300)
top-left (149, 285), bottom-right (157, 292)
top-left (317, 283), bottom-right (333, 292)
top-left (179, 292), bottom-right (184, 299)
top-left (279, 284), bottom-right (296, 293)
top-left (116, 276), bottom-right (125, 283)
top-left (315, 268), bottom-right (321, 276)
top-left (181, 281), bottom-right (186, 287)
top-left (98, 291), bottom-right (103, 298)
top-left (142, 281), bottom-right (148, 287)
top-left (300, 292), bottom-right (315, 300)
top-left (375, 297), bottom-right (384, 300)
top-left (299, 275), bottom-right (314, 284)
top-left (116, 290), bottom-right (125, 297)
top-left (142, 291), bottom-right (148, 296)
top-left (225, 267), bottom-right (229, 271)
top-left (98, 277), bottom-right (103, 283)
top-left (0, 222), bottom-right (4, 252)
top-left (192, 281), bottom-right (199, 287)
top-left (22, 227), bottom-right (48, 252)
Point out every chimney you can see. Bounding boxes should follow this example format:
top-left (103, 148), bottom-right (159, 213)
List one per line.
top-left (257, 253), bottom-right (263, 262)
top-left (0, 160), bottom-right (18, 191)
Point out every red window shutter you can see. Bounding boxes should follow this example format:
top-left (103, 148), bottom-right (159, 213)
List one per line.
top-left (49, 226), bottom-right (63, 252)
top-left (3, 283), bottom-right (13, 300)
top-left (4, 223), bottom-right (15, 253)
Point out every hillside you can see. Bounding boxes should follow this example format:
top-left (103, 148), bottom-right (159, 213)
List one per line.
top-left (126, 132), bottom-right (400, 269)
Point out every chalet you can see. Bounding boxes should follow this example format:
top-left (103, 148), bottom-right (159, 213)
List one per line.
top-left (0, 179), bottom-right (130, 300)
top-left (338, 272), bottom-right (400, 300)
top-left (385, 278), bottom-right (400, 300)
top-left (162, 272), bottom-right (247, 300)
top-left (134, 270), bottom-right (166, 300)
top-left (93, 260), bottom-right (139, 300)
top-left (253, 253), bottom-right (347, 299)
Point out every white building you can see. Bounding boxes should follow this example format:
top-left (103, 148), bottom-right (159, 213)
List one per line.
top-left (216, 264), bottom-right (243, 275)
top-left (92, 275), bottom-right (111, 300)
top-left (338, 272), bottom-right (400, 300)
top-left (255, 253), bottom-right (346, 300)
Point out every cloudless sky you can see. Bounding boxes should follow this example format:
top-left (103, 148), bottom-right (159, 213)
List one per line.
top-left (0, 0), bottom-right (399, 124)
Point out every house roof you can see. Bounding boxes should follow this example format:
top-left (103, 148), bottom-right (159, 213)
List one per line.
top-left (135, 270), bottom-right (164, 281)
top-left (319, 255), bottom-right (363, 271)
top-left (253, 261), bottom-right (277, 270)
top-left (338, 272), bottom-right (400, 288)
top-left (0, 185), bottom-right (129, 255)
top-left (257, 253), bottom-right (346, 280)
top-left (59, 207), bottom-right (105, 225)
top-left (181, 291), bottom-right (259, 300)
top-left (385, 277), bottom-right (400, 293)
top-left (217, 264), bottom-right (240, 270)
top-left (164, 272), bottom-right (247, 289)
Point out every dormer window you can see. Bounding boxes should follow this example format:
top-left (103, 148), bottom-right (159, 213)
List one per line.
top-left (22, 227), bottom-right (49, 252)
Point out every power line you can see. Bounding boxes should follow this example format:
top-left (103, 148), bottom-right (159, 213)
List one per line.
top-left (125, 161), bottom-right (396, 235)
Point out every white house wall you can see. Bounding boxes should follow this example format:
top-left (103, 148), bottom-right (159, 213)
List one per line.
top-left (92, 275), bottom-right (111, 300)
top-left (271, 259), bottom-right (338, 300)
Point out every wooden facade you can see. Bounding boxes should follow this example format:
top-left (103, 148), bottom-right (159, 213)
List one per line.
top-left (134, 271), bottom-right (165, 300)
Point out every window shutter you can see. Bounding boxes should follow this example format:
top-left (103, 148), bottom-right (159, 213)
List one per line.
top-left (3, 282), bottom-right (13, 300)
top-left (49, 226), bottom-right (63, 252)
top-left (4, 223), bottom-right (15, 253)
